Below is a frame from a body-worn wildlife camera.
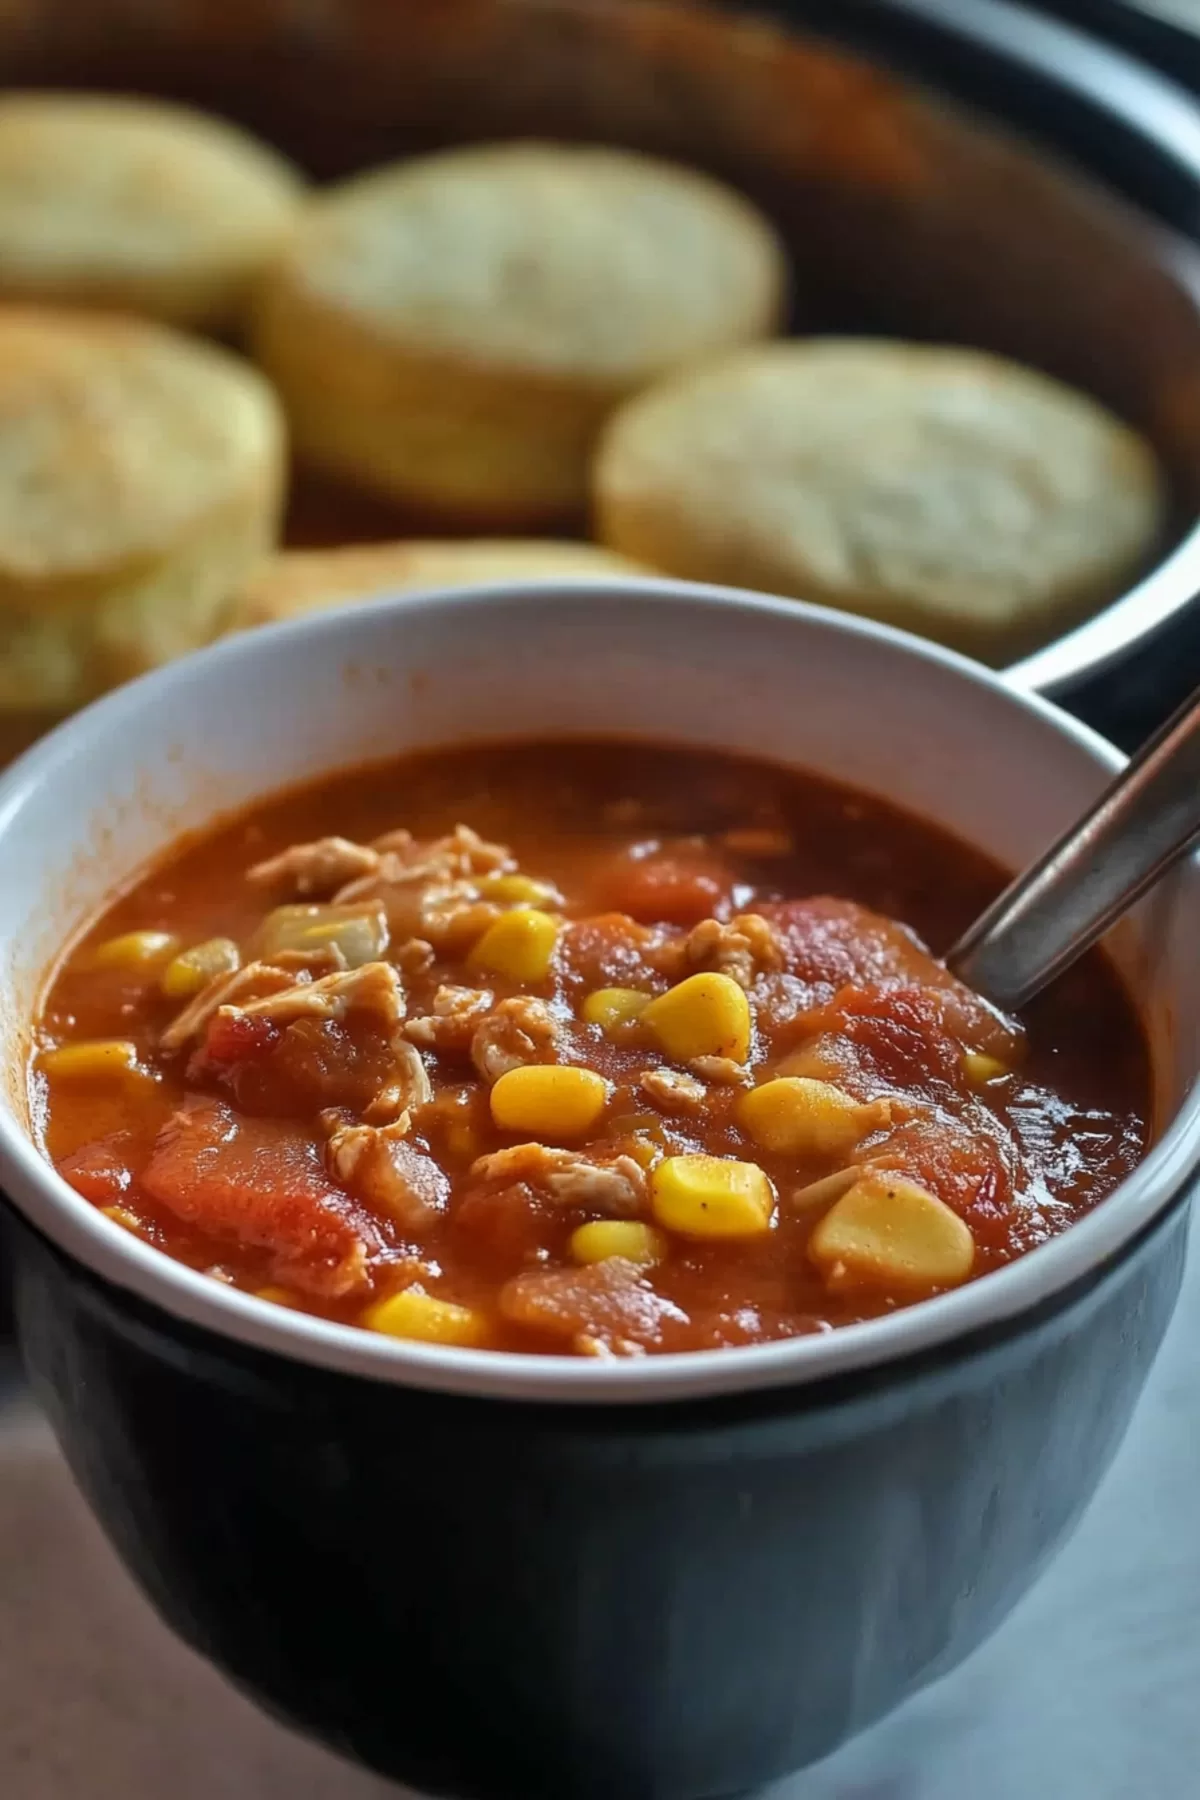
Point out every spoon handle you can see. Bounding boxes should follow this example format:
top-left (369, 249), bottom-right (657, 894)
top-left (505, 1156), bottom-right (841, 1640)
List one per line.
top-left (947, 683), bottom-right (1200, 1012)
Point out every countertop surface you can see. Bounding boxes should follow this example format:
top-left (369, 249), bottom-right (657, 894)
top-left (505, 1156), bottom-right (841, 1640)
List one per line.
top-left (2, 1205), bottom-right (1199, 1800)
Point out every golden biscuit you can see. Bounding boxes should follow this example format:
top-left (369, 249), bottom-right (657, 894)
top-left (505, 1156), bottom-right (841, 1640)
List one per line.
top-left (252, 142), bottom-right (785, 526)
top-left (0, 307), bottom-right (285, 721)
top-left (594, 340), bottom-right (1164, 663)
top-left (0, 92), bottom-right (303, 329)
top-left (231, 539), bottom-right (643, 629)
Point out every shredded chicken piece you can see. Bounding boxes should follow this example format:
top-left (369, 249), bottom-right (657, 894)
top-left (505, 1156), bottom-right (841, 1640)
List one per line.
top-left (246, 835), bottom-right (381, 899)
top-left (426, 887), bottom-right (502, 946)
top-left (470, 995), bottom-right (560, 1083)
top-left (416, 823), bottom-right (513, 878)
top-left (469, 1143), bottom-right (648, 1218)
top-left (331, 824), bottom-right (513, 945)
top-left (364, 1039), bottom-right (434, 1127)
top-left (405, 984), bottom-right (494, 1051)
top-left (689, 1054), bottom-right (753, 1086)
top-left (790, 1168), bottom-right (861, 1213)
top-left (269, 944), bottom-right (348, 976)
top-left (233, 960), bottom-right (405, 1028)
top-left (639, 1067), bottom-right (706, 1114)
top-left (685, 912), bottom-right (785, 991)
top-left (160, 961), bottom-right (302, 1054)
top-left (336, 823), bottom-right (512, 902)
top-left (394, 937), bottom-right (435, 976)
top-left (545, 1153), bottom-right (648, 1216)
top-left (336, 870), bottom-right (499, 947)
top-left (326, 1120), bottom-right (449, 1231)
top-left (371, 828), bottom-right (416, 857)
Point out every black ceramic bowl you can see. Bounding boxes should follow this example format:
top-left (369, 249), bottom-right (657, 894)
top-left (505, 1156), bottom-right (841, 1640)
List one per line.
top-left (0, 580), bottom-right (1197, 1797)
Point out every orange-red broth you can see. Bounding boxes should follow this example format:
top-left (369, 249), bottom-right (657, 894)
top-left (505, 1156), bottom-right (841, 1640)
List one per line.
top-left (33, 741), bottom-right (1150, 1358)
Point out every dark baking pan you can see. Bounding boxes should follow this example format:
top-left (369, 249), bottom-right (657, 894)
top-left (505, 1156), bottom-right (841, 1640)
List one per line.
top-left (0, 0), bottom-right (1196, 703)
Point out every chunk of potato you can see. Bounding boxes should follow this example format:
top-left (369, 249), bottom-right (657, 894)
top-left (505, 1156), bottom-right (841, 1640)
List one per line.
top-left (740, 1076), bottom-right (881, 1157)
top-left (808, 1171), bottom-right (974, 1291)
top-left (652, 1153), bottom-right (774, 1238)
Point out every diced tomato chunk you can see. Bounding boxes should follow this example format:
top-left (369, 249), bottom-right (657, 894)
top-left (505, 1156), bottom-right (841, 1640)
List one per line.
top-left (499, 1257), bottom-right (690, 1352)
top-left (760, 897), bottom-right (935, 995)
top-left (865, 1114), bottom-right (1014, 1234)
top-left (142, 1098), bottom-right (381, 1296)
top-left (196, 1013), bottom-right (395, 1118)
top-left (559, 912), bottom-right (659, 991)
top-left (202, 1010), bottom-right (281, 1068)
top-left (58, 1138), bottom-right (133, 1205)
top-left (818, 984), bottom-right (966, 1091)
top-left (760, 898), bottom-right (1021, 1058)
top-left (601, 851), bottom-right (733, 926)
top-left (453, 1183), bottom-right (563, 1273)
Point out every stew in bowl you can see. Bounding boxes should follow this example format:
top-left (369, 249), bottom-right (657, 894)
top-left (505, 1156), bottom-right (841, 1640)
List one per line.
top-left (34, 737), bottom-right (1150, 1360)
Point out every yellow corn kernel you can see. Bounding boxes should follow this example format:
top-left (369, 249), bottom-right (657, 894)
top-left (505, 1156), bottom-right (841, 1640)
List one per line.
top-left (101, 1204), bottom-right (142, 1234)
top-left (808, 1171), bottom-right (975, 1292)
top-left (490, 1064), bottom-right (609, 1140)
top-left (255, 1285), bottom-right (299, 1308)
top-left (478, 872), bottom-right (560, 906)
top-left (580, 986), bottom-right (651, 1033)
top-left (740, 1077), bottom-right (876, 1158)
top-left (641, 971), bottom-right (751, 1064)
top-left (652, 1154), bottom-right (774, 1239)
top-left (469, 907), bottom-right (560, 982)
top-left (363, 1288), bottom-right (489, 1347)
top-left (570, 1220), bottom-right (667, 1268)
top-left (89, 929), bottom-right (177, 973)
top-left (39, 1040), bottom-right (142, 1081)
top-left (963, 1052), bottom-right (1009, 1087)
top-left (161, 936), bottom-right (241, 1000)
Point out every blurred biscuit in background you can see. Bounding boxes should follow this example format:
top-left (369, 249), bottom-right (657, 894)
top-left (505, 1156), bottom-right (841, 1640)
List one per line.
top-left (594, 339), bottom-right (1164, 665)
top-left (252, 141), bottom-right (786, 527)
top-left (0, 308), bottom-right (285, 733)
top-left (0, 93), bottom-right (304, 329)
top-left (230, 538), bottom-right (644, 629)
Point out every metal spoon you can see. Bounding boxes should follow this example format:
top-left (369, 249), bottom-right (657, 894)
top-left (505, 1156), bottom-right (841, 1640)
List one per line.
top-left (947, 683), bottom-right (1200, 1012)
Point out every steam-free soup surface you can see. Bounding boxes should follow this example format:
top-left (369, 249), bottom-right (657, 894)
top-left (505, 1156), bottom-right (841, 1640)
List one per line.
top-left (34, 741), bottom-right (1150, 1357)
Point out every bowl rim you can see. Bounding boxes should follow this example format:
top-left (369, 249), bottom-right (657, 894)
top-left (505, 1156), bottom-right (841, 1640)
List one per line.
top-left (1, 576), bottom-right (1197, 1406)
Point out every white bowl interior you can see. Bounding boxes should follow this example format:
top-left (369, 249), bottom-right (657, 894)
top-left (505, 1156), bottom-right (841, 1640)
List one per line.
top-left (0, 579), bottom-right (1196, 1402)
